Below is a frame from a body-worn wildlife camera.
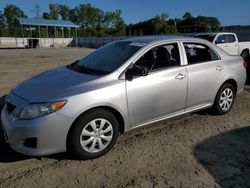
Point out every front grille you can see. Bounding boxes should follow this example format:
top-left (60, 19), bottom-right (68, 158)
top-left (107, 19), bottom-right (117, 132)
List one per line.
top-left (6, 101), bottom-right (16, 114)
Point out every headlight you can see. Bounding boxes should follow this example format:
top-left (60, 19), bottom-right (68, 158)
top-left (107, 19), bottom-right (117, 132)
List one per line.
top-left (19, 100), bottom-right (66, 120)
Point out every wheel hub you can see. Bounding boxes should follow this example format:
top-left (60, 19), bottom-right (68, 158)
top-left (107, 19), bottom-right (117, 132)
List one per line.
top-left (79, 118), bottom-right (113, 153)
top-left (219, 88), bottom-right (233, 111)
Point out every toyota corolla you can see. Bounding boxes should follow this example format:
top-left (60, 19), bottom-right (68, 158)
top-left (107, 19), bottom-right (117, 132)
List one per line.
top-left (1, 36), bottom-right (247, 159)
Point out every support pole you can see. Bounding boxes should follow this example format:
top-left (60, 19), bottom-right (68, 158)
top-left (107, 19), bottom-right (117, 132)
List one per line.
top-left (30, 25), bottom-right (33, 48)
top-left (38, 25), bottom-right (41, 38)
top-left (75, 28), bottom-right (78, 47)
top-left (38, 25), bottom-right (41, 47)
top-left (46, 26), bottom-right (49, 38)
top-left (69, 28), bottom-right (71, 47)
top-left (21, 25), bottom-right (24, 47)
top-left (14, 26), bottom-right (17, 48)
top-left (62, 27), bottom-right (64, 46)
top-left (54, 26), bottom-right (56, 48)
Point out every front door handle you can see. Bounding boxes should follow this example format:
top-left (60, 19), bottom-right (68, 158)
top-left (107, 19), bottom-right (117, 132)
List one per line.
top-left (216, 66), bottom-right (224, 71)
top-left (175, 74), bottom-right (186, 80)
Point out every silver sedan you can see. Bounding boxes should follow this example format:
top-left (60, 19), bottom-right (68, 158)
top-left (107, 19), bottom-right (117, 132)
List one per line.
top-left (1, 36), bottom-right (247, 159)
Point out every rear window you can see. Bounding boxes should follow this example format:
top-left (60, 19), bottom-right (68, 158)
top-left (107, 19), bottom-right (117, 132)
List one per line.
top-left (184, 43), bottom-right (220, 64)
top-left (226, 35), bottom-right (236, 43)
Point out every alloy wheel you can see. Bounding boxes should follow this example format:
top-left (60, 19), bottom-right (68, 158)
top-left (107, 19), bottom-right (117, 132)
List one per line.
top-left (219, 88), bottom-right (233, 111)
top-left (80, 118), bottom-right (113, 153)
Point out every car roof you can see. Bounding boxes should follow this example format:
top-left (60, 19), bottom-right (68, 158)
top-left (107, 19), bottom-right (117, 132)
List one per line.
top-left (122, 35), bottom-right (199, 44)
top-left (195, 32), bottom-right (235, 36)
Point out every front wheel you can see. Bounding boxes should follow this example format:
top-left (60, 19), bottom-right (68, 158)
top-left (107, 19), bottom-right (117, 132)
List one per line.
top-left (67, 109), bottom-right (119, 159)
top-left (212, 83), bottom-right (235, 115)
top-left (241, 51), bottom-right (249, 59)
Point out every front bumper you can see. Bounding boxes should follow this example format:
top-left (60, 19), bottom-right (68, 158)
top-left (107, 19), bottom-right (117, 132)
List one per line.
top-left (1, 94), bottom-right (75, 156)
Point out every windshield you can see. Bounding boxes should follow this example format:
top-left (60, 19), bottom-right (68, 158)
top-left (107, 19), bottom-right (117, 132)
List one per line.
top-left (74, 41), bottom-right (145, 75)
top-left (194, 34), bottom-right (216, 42)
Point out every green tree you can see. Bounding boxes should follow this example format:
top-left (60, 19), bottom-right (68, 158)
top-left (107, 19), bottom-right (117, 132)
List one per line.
top-left (58, 5), bottom-right (71, 20)
top-left (42, 12), bottom-right (50, 19)
top-left (68, 8), bottom-right (78, 23)
top-left (104, 10), bottom-right (126, 36)
top-left (4, 4), bottom-right (26, 27)
top-left (183, 12), bottom-right (193, 20)
top-left (0, 10), bottom-right (5, 28)
top-left (48, 3), bottom-right (59, 20)
top-left (196, 16), bottom-right (220, 32)
top-left (152, 13), bottom-right (169, 35)
top-left (76, 4), bottom-right (104, 29)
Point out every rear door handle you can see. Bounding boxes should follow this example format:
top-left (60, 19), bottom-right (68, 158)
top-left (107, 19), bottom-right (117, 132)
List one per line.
top-left (216, 66), bottom-right (224, 71)
top-left (175, 74), bottom-right (186, 80)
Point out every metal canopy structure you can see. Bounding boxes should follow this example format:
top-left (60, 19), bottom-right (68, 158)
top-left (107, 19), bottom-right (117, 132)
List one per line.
top-left (16, 17), bottom-right (79, 47)
top-left (16, 17), bottom-right (79, 28)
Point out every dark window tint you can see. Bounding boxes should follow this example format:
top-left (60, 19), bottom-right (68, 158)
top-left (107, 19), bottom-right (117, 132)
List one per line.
top-left (226, 35), bottom-right (236, 43)
top-left (77, 41), bottom-right (144, 74)
top-left (184, 43), bottom-right (220, 64)
top-left (135, 43), bottom-right (181, 71)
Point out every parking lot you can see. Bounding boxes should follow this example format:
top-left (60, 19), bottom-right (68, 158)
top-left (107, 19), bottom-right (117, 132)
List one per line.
top-left (0, 48), bottom-right (250, 188)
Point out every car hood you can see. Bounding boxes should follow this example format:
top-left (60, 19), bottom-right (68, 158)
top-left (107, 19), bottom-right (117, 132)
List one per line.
top-left (13, 66), bottom-right (100, 102)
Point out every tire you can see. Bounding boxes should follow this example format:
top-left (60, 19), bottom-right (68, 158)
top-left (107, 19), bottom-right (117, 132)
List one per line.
top-left (241, 51), bottom-right (249, 59)
top-left (212, 83), bottom-right (235, 115)
top-left (67, 109), bottom-right (119, 160)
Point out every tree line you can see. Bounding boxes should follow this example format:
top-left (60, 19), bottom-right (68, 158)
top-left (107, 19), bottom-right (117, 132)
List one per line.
top-left (0, 4), bottom-right (221, 38)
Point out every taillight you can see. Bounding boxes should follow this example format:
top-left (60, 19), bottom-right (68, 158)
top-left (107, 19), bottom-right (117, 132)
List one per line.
top-left (243, 61), bottom-right (247, 70)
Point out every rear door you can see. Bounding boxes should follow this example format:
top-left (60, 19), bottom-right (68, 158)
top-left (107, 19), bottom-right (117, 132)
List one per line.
top-left (183, 42), bottom-right (225, 109)
top-left (215, 34), bottom-right (239, 55)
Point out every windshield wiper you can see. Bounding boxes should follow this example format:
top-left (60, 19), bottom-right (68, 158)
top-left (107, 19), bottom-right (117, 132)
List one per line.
top-left (67, 60), bottom-right (109, 75)
top-left (67, 60), bottom-right (91, 74)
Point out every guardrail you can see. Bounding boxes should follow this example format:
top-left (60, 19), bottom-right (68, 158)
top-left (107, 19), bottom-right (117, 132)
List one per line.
top-left (0, 37), bottom-right (131, 49)
top-left (77, 37), bottom-right (133, 48)
top-left (0, 37), bottom-right (74, 48)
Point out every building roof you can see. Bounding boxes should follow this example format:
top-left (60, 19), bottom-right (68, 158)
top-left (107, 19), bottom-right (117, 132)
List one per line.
top-left (16, 17), bottom-right (79, 28)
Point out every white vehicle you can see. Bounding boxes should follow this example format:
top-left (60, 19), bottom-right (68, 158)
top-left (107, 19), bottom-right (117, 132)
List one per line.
top-left (195, 32), bottom-right (250, 57)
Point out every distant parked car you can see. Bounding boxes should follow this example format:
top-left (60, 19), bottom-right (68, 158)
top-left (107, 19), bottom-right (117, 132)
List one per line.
top-left (195, 32), bottom-right (250, 58)
top-left (1, 36), bottom-right (247, 159)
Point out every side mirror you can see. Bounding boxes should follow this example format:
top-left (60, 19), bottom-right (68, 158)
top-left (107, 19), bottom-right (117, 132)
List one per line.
top-left (125, 65), bottom-right (148, 80)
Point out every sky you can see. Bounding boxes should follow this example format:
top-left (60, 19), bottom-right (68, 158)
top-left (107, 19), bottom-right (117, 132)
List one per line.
top-left (0, 0), bottom-right (249, 26)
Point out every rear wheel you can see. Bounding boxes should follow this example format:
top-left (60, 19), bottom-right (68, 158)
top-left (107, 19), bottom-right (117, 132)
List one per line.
top-left (213, 83), bottom-right (235, 115)
top-left (68, 109), bottom-right (119, 159)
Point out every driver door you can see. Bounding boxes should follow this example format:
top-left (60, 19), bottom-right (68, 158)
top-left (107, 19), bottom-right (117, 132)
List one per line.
top-left (125, 43), bottom-right (188, 126)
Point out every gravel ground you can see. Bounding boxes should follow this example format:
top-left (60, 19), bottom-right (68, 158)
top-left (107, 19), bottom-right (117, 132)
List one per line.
top-left (0, 48), bottom-right (249, 188)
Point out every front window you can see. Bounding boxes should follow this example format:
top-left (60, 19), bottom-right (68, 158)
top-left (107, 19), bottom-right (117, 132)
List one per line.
top-left (72, 41), bottom-right (145, 75)
top-left (135, 43), bottom-right (181, 72)
top-left (216, 35), bottom-right (226, 44)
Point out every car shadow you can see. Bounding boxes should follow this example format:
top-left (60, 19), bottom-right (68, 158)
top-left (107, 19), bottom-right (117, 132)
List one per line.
top-left (193, 127), bottom-right (250, 187)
